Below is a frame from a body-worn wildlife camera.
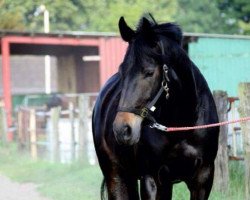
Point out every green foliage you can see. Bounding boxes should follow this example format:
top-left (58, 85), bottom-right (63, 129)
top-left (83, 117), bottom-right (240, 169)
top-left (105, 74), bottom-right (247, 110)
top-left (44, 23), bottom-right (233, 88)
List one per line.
top-left (82, 0), bottom-right (177, 32)
top-left (0, 0), bottom-right (249, 34)
top-left (217, 0), bottom-right (250, 34)
top-left (0, 0), bottom-right (25, 30)
top-left (0, 0), bottom-right (177, 32)
top-left (175, 0), bottom-right (238, 34)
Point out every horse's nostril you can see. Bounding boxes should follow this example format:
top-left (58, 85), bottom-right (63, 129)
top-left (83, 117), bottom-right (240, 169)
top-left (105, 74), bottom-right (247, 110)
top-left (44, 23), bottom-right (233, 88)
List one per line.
top-left (122, 125), bottom-right (132, 140)
top-left (113, 123), bottom-right (132, 144)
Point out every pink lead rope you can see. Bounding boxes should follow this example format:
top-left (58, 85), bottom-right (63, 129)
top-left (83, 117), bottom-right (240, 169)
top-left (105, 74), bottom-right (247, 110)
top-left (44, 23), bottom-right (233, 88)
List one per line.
top-left (150, 116), bottom-right (250, 132)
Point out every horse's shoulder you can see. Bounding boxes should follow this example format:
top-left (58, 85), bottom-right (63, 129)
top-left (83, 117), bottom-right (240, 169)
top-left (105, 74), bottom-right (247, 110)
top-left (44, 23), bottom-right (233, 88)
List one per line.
top-left (92, 73), bottom-right (121, 146)
top-left (98, 73), bottom-right (121, 100)
top-left (94, 73), bottom-right (120, 110)
top-left (93, 73), bottom-right (121, 127)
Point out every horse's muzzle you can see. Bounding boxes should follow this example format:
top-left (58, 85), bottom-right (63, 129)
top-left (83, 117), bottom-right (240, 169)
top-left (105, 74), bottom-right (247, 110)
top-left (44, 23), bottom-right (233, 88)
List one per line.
top-left (113, 112), bottom-right (142, 145)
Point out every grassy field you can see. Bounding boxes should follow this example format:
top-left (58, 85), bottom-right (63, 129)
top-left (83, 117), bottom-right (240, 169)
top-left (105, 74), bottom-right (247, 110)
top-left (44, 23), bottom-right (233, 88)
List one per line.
top-left (0, 143), bottom-right (245, 200)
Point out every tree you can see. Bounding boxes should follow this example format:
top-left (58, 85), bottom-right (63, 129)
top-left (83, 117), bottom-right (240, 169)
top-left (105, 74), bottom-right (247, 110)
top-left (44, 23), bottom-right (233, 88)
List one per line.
top-left (0, 0), bottom-right (177, 32)
top-left (217, 0), bottom-right (250, 34)
top-left (1, 0), bottom-right (247, 34)
top-left (74, 0), bottom-right (177, 32)
top-left (0, 0), bottom-right (26, 30)
top-left (0, 0), bottom-right (89, 32)
top-left (175, 0), bottom-right (238, 34)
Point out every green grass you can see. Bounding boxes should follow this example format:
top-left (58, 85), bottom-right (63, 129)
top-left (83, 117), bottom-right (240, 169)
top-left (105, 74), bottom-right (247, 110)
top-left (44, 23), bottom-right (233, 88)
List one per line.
top-left (0, 142), bottom-right (245, 200)
top-left (0, 143), bottom-right (102, 200)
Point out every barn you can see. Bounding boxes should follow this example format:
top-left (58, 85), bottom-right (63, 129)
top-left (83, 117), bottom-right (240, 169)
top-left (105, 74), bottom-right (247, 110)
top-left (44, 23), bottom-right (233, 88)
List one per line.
top-left (1, 31), bottom-right (250, 129)
top-left (0, 31), bottom-right (128, 127)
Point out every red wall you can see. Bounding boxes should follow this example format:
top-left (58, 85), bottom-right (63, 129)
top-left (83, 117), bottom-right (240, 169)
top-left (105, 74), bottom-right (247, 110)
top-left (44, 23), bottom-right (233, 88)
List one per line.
top-left (99, 37), bottom-right (127, 86)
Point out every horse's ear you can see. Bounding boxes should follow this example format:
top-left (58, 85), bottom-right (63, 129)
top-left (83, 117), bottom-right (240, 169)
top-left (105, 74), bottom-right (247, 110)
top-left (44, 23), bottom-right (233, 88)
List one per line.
top-left (119, 17), bottom-right (135, 42)
top-left (137, 17), bottom-right (155, 41)
top-left (139, 17), bottom-right (152, 32)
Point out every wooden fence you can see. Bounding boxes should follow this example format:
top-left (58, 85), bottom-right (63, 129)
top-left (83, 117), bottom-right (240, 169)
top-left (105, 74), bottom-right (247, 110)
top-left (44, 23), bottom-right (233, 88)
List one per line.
top-left (15, 94), bottom-right (97, 164)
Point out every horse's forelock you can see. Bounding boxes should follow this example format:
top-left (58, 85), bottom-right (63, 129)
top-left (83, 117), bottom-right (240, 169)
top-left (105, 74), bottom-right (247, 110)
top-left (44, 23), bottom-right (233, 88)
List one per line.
top-left (136, 14), bottom-right (157, 33)
top-left (135, 15), bottom-right (182, 46)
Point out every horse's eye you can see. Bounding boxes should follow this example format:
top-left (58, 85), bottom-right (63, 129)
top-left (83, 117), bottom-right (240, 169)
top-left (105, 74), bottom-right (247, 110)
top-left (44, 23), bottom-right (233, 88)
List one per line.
top-left (144, 70), bottom-right (154, 77)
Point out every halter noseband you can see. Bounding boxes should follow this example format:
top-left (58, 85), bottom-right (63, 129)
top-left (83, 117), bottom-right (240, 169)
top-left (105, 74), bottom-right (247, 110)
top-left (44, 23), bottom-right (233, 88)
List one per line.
top-left (117, 40), bottom-right (170, 123)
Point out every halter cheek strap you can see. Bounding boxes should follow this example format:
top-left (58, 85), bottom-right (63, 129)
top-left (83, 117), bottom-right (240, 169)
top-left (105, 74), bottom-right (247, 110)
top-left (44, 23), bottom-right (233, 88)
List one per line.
top-left (117, 41), bottom-right (170, 123)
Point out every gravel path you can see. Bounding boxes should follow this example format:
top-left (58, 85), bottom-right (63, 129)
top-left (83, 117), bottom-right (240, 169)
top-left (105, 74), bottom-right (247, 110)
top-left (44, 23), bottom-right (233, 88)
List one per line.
top-left (0, 175), bottom-right (50, 200)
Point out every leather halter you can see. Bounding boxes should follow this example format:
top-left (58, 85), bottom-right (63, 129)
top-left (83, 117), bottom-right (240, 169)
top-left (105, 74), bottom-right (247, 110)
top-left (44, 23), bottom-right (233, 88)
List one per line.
top-left (117, 40), bottom-right (170, 123)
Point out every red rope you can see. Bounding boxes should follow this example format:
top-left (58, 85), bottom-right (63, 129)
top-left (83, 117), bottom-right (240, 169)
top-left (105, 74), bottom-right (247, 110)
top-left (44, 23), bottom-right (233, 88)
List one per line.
top-left (166, 116), bottom-right (250, 132)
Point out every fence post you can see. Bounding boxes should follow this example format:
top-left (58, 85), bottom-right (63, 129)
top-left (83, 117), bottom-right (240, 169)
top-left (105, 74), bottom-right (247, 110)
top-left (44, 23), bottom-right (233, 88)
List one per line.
top-left (17, 108), bottom-right (24, 149)
top-left (69, 102), bottom-right (75, 161)
top-left (230, 100), bottom-right (238, 157)
top-left (29, 108), bottom-right (37, 160)
top-left (0, 107), bottom-right (7, 144)
top-left (213, 90), bottom-right (229, 192)
top-left (78, 95), bottom-right (89, 161)
top-left (51, 106), bottom-right (61, 162)
top-left (238, 83), bottom-right (250, 199)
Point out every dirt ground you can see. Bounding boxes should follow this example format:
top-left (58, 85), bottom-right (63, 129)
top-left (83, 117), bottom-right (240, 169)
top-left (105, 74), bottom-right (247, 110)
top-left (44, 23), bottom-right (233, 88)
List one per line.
top-left (0, 175), bottom-right (50, 200)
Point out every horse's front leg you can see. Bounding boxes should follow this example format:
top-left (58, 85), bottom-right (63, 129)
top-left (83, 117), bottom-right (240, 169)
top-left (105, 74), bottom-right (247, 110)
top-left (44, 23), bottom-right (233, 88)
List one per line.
top-left (186, 164), bottom-right (215, 200)
top-left (155, 166), bottom-right (173, 200)
top-left (104, 169), bottom-right (139, 200)
top-left (140, 175), bottom-right (157, 200)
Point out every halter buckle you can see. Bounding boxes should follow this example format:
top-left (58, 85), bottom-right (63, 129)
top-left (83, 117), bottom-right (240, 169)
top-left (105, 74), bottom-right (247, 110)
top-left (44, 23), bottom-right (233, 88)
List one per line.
top-left (140, 107), bottom-right (149, 118)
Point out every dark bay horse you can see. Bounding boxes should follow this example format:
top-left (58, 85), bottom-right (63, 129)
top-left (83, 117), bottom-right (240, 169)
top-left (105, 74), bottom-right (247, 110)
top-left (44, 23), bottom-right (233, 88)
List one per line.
top-left (92, 15), bottom-right (219, 200)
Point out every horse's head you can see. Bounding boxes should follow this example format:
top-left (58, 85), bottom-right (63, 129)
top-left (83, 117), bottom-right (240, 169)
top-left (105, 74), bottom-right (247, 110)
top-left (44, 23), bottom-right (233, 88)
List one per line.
top-left (113, 15), bottom-right (183, 145)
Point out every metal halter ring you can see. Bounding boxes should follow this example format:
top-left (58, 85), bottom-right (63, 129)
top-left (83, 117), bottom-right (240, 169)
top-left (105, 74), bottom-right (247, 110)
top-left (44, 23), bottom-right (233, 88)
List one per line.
top-left (163, 64), bottom-right (170, 82)
top-left (162, 81), bottom-right (169, 90)
top-left (162, 81), bottom-right (170, 99)
top-left (163, 64), bottom-right (168, 72)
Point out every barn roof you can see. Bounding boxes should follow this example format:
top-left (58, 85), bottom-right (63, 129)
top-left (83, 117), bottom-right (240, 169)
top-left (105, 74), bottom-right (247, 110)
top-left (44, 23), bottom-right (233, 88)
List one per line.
top-left (0, 30), bottom-right (117, 38)
top-left (1, 30), bottom-right (250, 40)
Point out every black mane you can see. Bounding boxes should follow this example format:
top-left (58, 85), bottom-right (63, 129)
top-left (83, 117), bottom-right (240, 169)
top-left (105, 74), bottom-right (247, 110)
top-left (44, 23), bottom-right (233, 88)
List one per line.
top-left (135, 14), bottom-right (183, 45)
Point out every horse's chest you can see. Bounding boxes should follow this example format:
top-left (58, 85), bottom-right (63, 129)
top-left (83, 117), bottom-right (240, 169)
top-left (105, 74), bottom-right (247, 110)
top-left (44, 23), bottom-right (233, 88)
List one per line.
top-left (138, 139), bottom-right (200, 180)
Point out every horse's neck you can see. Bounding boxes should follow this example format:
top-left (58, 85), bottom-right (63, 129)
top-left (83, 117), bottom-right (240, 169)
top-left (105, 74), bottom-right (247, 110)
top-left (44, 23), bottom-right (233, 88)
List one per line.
top-left (158, 52), bottom-right (199, 125)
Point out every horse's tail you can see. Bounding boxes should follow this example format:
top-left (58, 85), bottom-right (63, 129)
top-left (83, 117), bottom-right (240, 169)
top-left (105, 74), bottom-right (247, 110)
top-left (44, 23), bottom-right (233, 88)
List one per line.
top-left (101, 178), bottom-right (107, 200)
